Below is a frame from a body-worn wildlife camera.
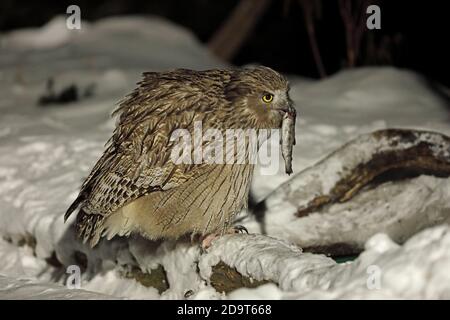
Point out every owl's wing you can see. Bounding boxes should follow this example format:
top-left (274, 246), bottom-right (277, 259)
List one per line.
top-left (64, 70), bottom-right (230, 240)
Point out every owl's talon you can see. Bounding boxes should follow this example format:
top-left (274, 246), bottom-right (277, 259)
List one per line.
top-left (233, 225), bottom-right (248, 234)
top-left (200, 226), bottom-right (249, 250)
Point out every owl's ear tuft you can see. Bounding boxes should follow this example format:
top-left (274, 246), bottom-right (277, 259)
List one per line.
top-left (224, 83), bottom-right (251, 101)
top-left (224, 70), bottom-right (252, 101)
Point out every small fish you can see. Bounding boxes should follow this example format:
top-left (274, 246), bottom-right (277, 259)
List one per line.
top-left (281, 108), bottom-right (296, 175)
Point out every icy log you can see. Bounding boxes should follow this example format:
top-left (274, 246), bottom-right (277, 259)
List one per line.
top-left (264, 129), bottom-right (450, 217)
top-left (198, 234), bottom-right (336, 294)
top-left (294, 129), bottom-right (450, 217)
top-left (251, 129), bottom-right (450, 256)
top-left (123, 234), bottom-right (331, 295)
top-left (199, 226), bottom-right (450, 298)
top-left (119, 237), bottom-right (273, 295)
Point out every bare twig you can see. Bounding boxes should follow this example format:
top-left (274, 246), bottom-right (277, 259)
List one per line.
top-left (208, 0), bottom-right (271, 61)
top-left (338, 0), bottom-right (371, 67)
top-left (299, 0), bottom-right (327, 78)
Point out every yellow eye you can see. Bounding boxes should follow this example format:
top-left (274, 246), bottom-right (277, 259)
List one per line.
top-left (262, 93), bottom-right (274, 103)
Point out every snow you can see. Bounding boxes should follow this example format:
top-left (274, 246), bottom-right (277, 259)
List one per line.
top-left (223, 225), bottom-right (450, 299)
top-left (0, 275), bottom-right (118, 300)
top-left (0, 17), bottom-right (77, 50)
top-left (0, 15), bottom-right (449, 299)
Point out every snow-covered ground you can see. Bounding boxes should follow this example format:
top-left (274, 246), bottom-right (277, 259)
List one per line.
top-left (0, 16), bottom-right (449, 299)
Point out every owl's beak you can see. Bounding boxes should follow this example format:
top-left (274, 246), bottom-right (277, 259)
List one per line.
top-left (275, 103), bottom-right (296, 118)
top-left (286, 104), bottom-right (296, 118)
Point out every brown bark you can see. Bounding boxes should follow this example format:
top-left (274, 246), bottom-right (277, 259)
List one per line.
top-left (338, 0), bottom-right (371, 67)
top-left (124, 261), bottom-right (272, 294)
top-left (299, 0), bottom-right (326, 78)
top-left (208, 0), bottom-right (271, 61)
top-left (210, 261), bottom-right (273, 294)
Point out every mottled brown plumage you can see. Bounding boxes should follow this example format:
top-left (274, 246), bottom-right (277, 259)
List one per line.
top-left (65, 66), bottom-right (294, 247)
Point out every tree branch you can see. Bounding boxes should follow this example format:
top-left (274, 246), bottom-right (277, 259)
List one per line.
top-left (208, 0), bottom-right (271, 61)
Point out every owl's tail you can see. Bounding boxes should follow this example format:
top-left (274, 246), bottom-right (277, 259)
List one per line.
top-left (65, 193), bottom-right (106, 247)
top-left (75, 209), bottom-right (105, 247)
top-left (64, 194), bottom-right (84, 222)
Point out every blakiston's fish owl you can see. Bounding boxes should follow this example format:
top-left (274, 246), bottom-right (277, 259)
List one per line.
top-left (65, 66), bottom-right (295, 247)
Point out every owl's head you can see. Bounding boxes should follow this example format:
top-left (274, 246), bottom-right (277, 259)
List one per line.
top-left (225, 66), bottom-right (294, 129)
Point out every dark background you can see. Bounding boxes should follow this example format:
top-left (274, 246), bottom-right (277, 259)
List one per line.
top-left (1, 0), bottom-right (448, 87)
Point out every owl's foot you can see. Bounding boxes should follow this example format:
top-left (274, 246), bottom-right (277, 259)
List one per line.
top-left (200, 225), bottom-right (249, 250)
top-left (232, 225), bottom-right (249, 234)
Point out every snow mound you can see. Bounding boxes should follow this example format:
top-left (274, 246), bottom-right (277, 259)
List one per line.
top-left (0, 16), bottom-right (78, 50)
top-left (223, 225), bottom-right (450, 299)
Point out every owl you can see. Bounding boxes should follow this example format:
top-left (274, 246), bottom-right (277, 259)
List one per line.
top-left (65, 66), bottom-right (295, 247)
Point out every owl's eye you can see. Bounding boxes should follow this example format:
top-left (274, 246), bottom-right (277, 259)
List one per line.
top-left (262, 93), bottom-right (274, 103)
